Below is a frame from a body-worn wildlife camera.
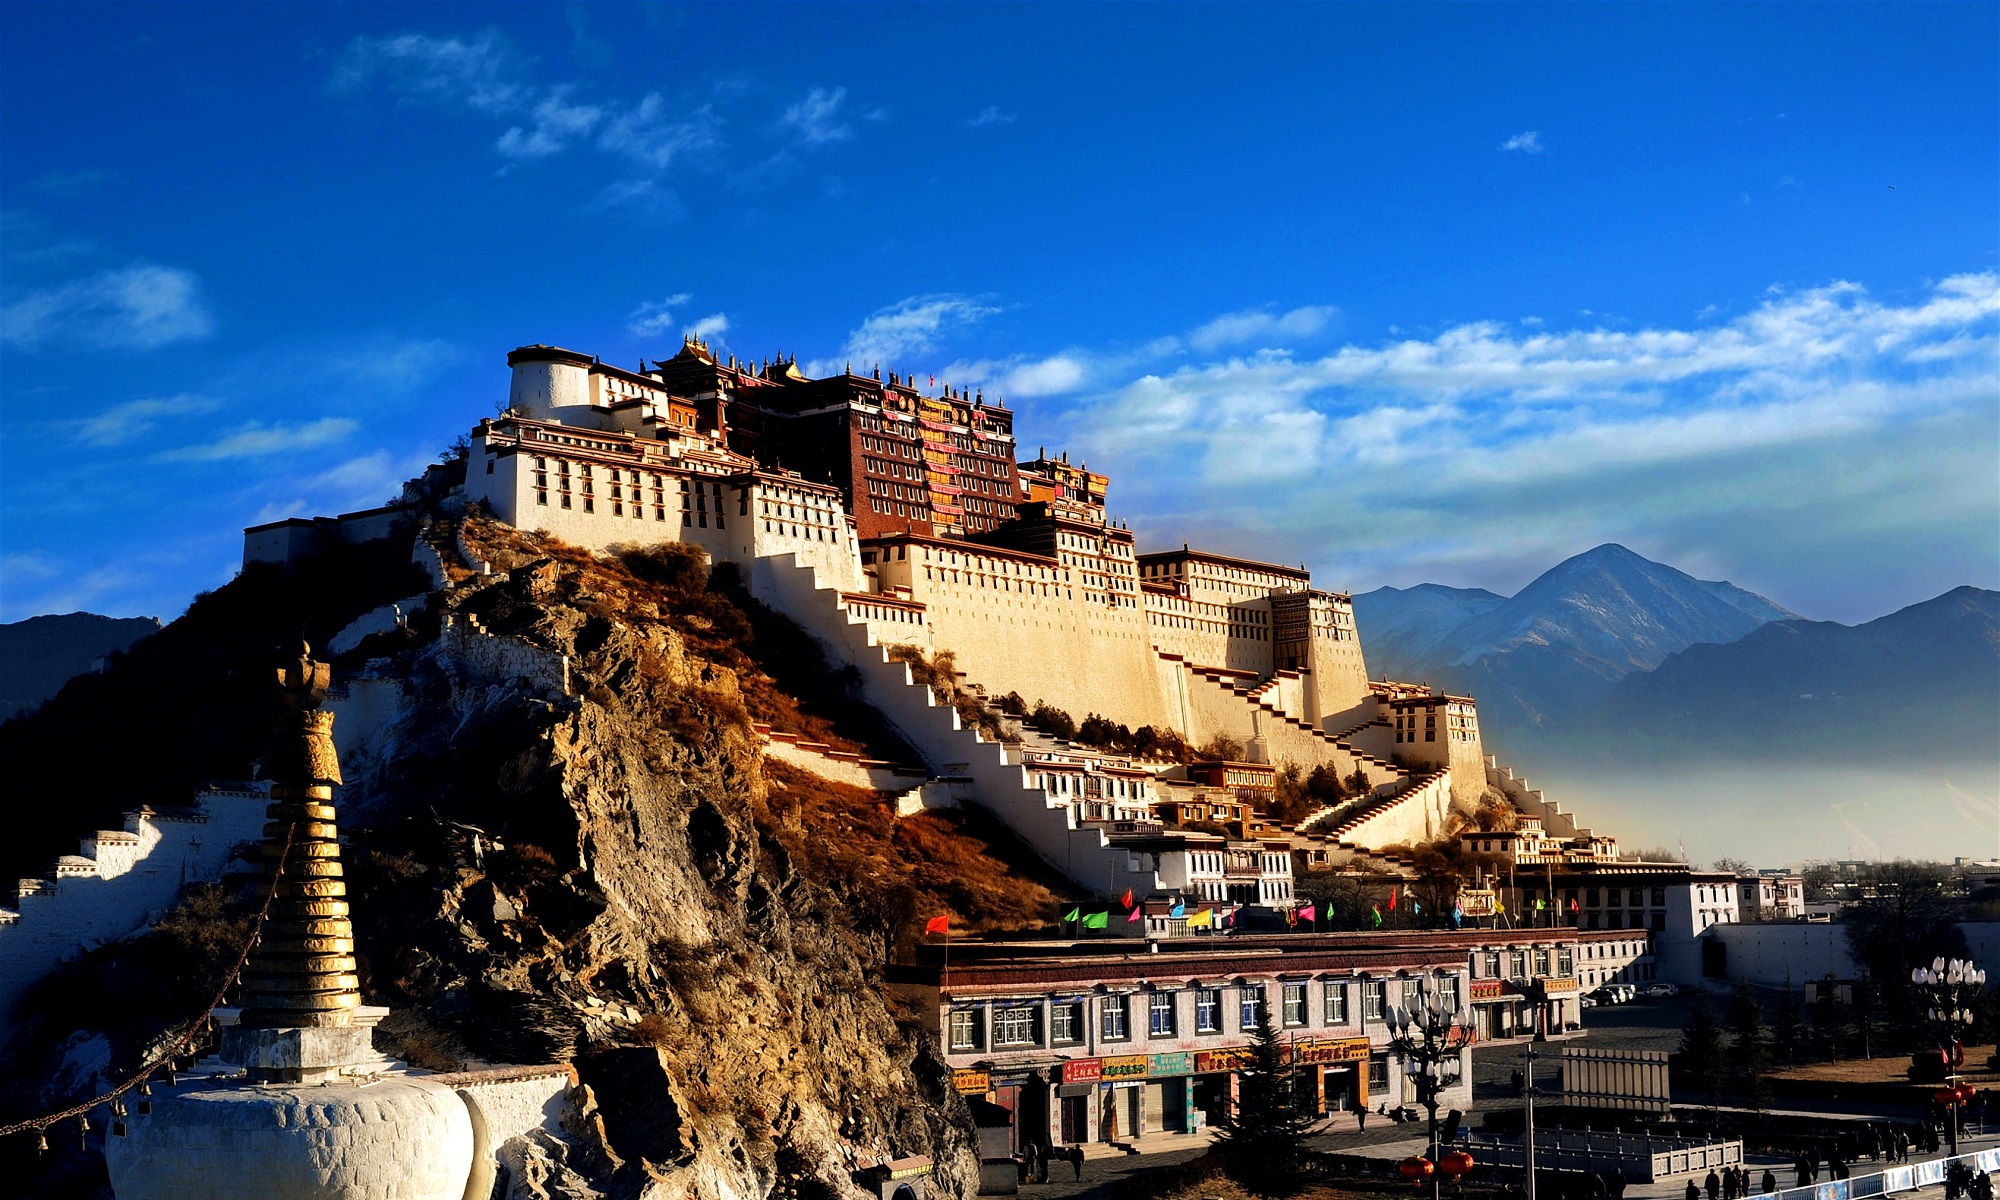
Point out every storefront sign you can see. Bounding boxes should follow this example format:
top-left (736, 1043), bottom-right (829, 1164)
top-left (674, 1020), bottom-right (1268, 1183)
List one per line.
top-left (1291, 1037), bottom-right (1373, 1065)
top-left (1469, 980), bottom-right (1507, 1002)
top-left (1101, 1055), bottom-right (1149, 1080)
top-left (1062, 1058), bottom-right (1102, 1084)
top-left (1148, 1052), bottom-right (1193, 1078)
top-left (1195, 1047), bottom-right (1258, 1074)
top-left (1543, 978), bottom-right (1578, 994)
top-left (952, 1069), bottom-right (990, 1095)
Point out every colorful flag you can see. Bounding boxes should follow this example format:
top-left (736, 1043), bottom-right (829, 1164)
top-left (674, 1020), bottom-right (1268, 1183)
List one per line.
top-left (1388, 888), bottom-right (1399, 911)
top-left (1171, 900), bottom-right (1185, 918)
top-left (925, 915), bottom-right (949, 935)
top-left (1127, 905), bottom-right (1143, 924)
top-left (1082, 910), bottom-right (1109, 929)
top-left (1371, 905), bottom-right (1383, 928)
top-left (1569, 898), bottom-right (1579, 913)
top-left (1452, 905), bottom-right (1463, 929)
top-left (1063, 907), bottom-right (1080, 923)
top-left (1412, 901), bottom-right (1423, 917)
top-left (1187, 908), bottom-right (1213, 928)
top-left (1535, 898), bottom-right (1546, 911)
top-left (1495, 896), bottom-right (1506, 914)
top-left (1297, 903), bottom-right (1316, 923)
top-left (1121, 888), bottom-right (1134, 909)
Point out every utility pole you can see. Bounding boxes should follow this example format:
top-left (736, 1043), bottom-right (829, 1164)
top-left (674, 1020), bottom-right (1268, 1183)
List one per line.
top-left (1519, 979), bottom-right (1550, 1200)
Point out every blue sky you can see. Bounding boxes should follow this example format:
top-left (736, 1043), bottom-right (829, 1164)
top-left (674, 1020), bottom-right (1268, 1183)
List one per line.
top-left (3, 2), bottom-right (1995, 625)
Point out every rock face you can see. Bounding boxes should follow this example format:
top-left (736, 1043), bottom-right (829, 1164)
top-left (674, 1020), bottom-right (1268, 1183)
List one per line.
top-left (318, 525), bottom-right (982, 1200)
top-left (0, 612), bottom-right (160, 720)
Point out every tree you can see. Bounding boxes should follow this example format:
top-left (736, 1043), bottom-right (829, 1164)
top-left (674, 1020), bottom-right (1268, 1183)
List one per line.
top-left (1727, 979), bottom-right (1772, 1110)
top-left (1214, 1006), bottom-right (1313, 1197)
top-left (1810, 974), bottom-right (1852, 1063)
top-left (1771, 975), bottom-right (1804, 1067)
top-left (1710, 856), bottom-right (1752, 875)
top-left (1680, 990), bottom-right (1728, 1106)
top-left (1843, 860), bottom-right (1968, 1048)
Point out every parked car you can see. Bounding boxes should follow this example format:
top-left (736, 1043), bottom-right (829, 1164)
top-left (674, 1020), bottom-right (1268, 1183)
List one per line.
top-left (1610, 984), bottom-right (1637, 1003)
top-left (1586, 988), bottom-right (1618, 1005)
top-left (1641, 982), bottom-right (1679, 997)
top-left (1578, 995), bottom-right (1598, 1009)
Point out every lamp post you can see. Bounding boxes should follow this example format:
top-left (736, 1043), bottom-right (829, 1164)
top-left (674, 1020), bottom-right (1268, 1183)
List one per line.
top-left (1388, 972), bottom-right (1474, 1200)
top-left (1911, 956), bottom-right (1986, 1157)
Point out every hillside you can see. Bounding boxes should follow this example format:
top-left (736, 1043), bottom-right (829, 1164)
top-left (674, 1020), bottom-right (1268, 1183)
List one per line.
top-left (1583, 585), bottom-right (2000, 759)
top-left (0, 515), bottom-right (1072, 1199)
top-left (0, 613), bottom-right (160, 721)
top-left (1353, 544), bottom-right (1797, 734)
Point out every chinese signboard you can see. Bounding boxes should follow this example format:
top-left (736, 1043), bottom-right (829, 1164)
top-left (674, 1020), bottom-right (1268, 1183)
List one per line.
top-left (1469, 980), bottom-right (1507, 1002)
top-left (1062, 1059), bottom-right (1102, 1084)
top-left (1194, 1047), bottom-right (1258, 1074)
top-left (953, 1069), bottom-right (990, 1095)
top-left (1101, 1055), bottom-right (1149, 1081)
top-left (1458, 889), bottom-right (1498, 918)
top-left (1148, 1052), bottom-right (1194, 1078)
top-left (1291, 1037), bottom-right (1373, 1065)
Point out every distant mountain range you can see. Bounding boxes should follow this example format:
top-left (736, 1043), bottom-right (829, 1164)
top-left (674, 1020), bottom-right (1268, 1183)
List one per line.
top-left (1353, 545), bottom-right (1998, 765)
top-left (0, 613), bottom-right (160, 721)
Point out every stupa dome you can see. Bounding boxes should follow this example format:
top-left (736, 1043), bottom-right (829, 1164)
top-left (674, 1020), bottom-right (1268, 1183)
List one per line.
top-left (105, 1074), bottom-right (474, 1200)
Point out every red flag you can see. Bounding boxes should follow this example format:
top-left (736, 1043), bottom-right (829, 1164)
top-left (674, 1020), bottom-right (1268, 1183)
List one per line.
top-left (1569, 898), bottom-right (1579, 913)
top-left (1388, 888), bottom-right (1399, 911)
top-left (925, 915), bottom-right (949, 935)
top-left (1121, 888), bottom-right (1134, 909)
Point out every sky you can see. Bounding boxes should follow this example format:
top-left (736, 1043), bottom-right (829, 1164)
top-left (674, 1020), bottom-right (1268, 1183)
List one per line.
top-left (2, 2), bottom-right (1996, 628)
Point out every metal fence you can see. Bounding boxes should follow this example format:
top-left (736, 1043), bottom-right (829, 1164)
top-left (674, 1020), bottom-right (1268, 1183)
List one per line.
top-left (1763, 1148), bottom-right (2000, 1200)
top-left (1466, 1129), bottom-right (1742, 1183)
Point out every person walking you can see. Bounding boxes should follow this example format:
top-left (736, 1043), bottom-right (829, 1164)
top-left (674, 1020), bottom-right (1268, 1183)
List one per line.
top-left (1686, 1180), bottom-right (1701, 1200)
top-left (1794, 1152), bottom-right (1812, 1189)
top-left (1067, 1146), bottom-right (1084, 1181)
top-left (1762, 1170), bottom-right (1778, 1195)
top-left (1706, 1168), bottom-right (1720, 1200)
top-left (1722, 1166), bottom-right (1737, 1200)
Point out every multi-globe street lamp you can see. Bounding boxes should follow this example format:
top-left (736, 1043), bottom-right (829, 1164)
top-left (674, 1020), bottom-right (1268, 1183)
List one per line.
top-left (1911, 956), bottom-right (1986, 1157)
top-left (1387, 972), bottom-right (1475, 1200)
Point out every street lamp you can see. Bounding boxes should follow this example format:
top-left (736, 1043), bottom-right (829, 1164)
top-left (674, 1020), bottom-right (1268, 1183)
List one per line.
top-left (1911, 956), bottom-right (1986, 1156)
top-left (1388, 972), bottom-right (1474, 1200)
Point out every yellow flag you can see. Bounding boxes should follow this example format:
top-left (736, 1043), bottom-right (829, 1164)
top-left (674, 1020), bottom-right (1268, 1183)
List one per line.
top-left (1187, 908), bottom-right (1213, 928)
top-left (1495, 897), bottom-right (1506, 914)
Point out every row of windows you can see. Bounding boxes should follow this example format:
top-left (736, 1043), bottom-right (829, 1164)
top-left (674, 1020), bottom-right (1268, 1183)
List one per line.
top-left (944, 977), bottom-right (1459, 1052)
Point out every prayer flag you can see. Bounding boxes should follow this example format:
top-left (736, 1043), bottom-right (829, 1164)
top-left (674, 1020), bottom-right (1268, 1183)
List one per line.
top-left (1297, 903), bottom-right (1316, 922)
top-left (1413, 901), bottom-right (1423, 916)
top-left (1082, 910), bottom-right (1109, 929)
top-left (1063, 907), bottom-right (1080, 923)
top-left (1452, 905), bottom-right (1463, 929)
top-left (1371, 905), bottom-right (1383, 928)
top-left (1121, 888), bottom-right (1134, 909)
top-left (925, 915), bottom-right (949, 935)
top-left (1127, 904), bottom-right (1144, 923)
top-left (1495, 896), bottom-right (1506, 914)
top-left (1388, 888), bottom-right (1399, 911)
top-left (1171, 900), bottom-right (1185, 918)
top-left (1187, 908), bottom-right (1213, 928)
top-left (1535, 898), bottom-right (1546, 911)
top-left (1569, 898), bottom-right (1579, 913)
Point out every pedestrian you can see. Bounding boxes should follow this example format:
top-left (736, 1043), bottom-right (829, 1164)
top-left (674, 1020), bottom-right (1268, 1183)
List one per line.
top-left (1762, 1170), bottom-right (1777, 1195)
top-left (1722, 1167), bottom-right (1737, 1200)
top-left (1706, 1169), bottom-right (1720, 1200)
top-left (1358, 1106), bottom-right (1368, 1132)
top-left (1687, 1181), bottom-right (1701, 1200)
top-left (1794, 1152), bottom-right (1812, 1189)
top-left (1865, 1126), bottom-right (1879, 1161)
top-left (1612, 1167), bottom-right (1629, 1200)
top-left (1068, 1145), bottom-right (1084, 1181)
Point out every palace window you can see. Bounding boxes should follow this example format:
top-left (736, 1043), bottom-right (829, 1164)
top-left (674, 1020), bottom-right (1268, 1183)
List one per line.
top-left (1324, 981), bottom-right (1348, 1025)
top-left (993, 1005), bottom-right (1040, 1047)
top-left (1148, 991), bottom-right (1177, 1038)
top-left (1101, 996), bottom-right (1129, 1042)
top-left (1195, 988), bottom-right (1222, 1033)
top-left (1051, 1000), bottom-right (1084, 1045)
top-left (947, 1008), bottom-right (983, 1052)
top-left (1282, 982), bottom-right (1308, 1027)
top-left (1239, 985), bottom-right (1265, 1030)
top-left (1363, 979), bottom-right (1386, 1021)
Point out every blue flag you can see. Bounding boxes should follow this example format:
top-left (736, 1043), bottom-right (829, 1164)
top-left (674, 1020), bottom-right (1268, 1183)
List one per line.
top-left (1171, 900), bottom-right (1185, 918)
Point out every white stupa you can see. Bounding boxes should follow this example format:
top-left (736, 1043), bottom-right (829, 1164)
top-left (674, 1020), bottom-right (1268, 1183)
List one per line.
top-left (105, 645), bottom-right (475, 1199)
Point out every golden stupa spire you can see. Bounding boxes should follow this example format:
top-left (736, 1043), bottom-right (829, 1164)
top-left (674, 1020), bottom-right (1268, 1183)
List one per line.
top-left (235, 641), bottom-right (361, 1028)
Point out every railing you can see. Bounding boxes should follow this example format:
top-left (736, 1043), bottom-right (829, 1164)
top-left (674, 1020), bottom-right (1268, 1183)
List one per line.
top-left (1466, 1129), bottom-right (1741, 1183)
top-left (1761, 1148), bottom-right (2000, 1200)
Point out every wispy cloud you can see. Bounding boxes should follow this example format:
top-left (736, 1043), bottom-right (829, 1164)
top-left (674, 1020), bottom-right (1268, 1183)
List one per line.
top-left (814, 294), bottom-right (1001, 375)
top-left (26, 168), bottom-right (114, 195)
top-left (153, 417), bottom-right (358, 463)
top-left (582, 178), bottom-right (687, 224)
top-left (782, 86), bottom-right (853, 146)
top-left (496, 87), bottom-right (604, 159)
top-left (331, 30), bottom-right (526, 113)
top-left (967, 105), bottom-right (1016, 128)
top-left (628, 293), bottom-right (694, 339)
top-left (596, 95), bottom-right (723, 170)
top-left (1, 263), bottom-right (214, 351)
top-left (685, 312), bottom-right (729, 342)
top-left (1188, 305), bottom-right (1340, 352)
top-left (1500, 130), bottom-right (1545, 154)
top-left (71, 394), bottom-right (221, 447)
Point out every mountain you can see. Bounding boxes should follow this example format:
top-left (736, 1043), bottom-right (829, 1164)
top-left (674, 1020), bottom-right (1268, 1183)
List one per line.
top-left (1348, 583), bottom-right (1504, 679)
top-left (1589, 585), bottom-right (2000, 759)
top-left (0, 612), bottom-right (160, 720)
top-left (1352, 544), bottom-right (1799, 734)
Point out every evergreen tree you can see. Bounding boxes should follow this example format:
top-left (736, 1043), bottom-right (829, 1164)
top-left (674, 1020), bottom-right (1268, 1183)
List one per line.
top-left (1680, 990), bottom-right (1728, 1107)
top-left (1214, 1008), bottom-right (1313, 1197)
top-left (1727, 979), bottom-right (1772, 1110)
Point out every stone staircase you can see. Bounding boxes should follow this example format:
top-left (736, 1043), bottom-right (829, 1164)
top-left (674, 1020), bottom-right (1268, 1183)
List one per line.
top-left (1166, 656), bottom-right (1402, 788)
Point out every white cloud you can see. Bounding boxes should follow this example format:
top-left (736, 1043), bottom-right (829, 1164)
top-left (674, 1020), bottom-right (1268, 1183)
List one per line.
top-left (1188, 305), bottom-right (1340, 352)
top-left (153, 417), bottom-right (359, 463)
top-left (331, 30), bottom-right (526, 114)
top-left (597, 96), bottom-right (722, 170)
top-left (71, 394), bottom-right (220, 447)
top-left (496, 88), bottom-right (604, 158)
top-left (1500, 130), bottom-right (1545, 154)
top-left (685, 313), bottom-right (729, 341)
top-left (1041, 273), bottom-right (2000, 613)
top-left (583, 179), bottom-right (687, 224)
top-left (627, 293), bottom-right (693, 338)
top-left (967, 105), bottom-right (1016, 128)
top-left (0, 263), bottom-right (214, 351)
top-left (828, 294), bottom-right (1001, 372)
top-left (782, 86), bottom-right (852, 146)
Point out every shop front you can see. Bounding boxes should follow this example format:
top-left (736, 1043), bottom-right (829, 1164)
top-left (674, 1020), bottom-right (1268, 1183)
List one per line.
top-left (1469, 978), bottom-right (1515, 1040)
top-left (1291, 1036), bottom-right (1374, 1116)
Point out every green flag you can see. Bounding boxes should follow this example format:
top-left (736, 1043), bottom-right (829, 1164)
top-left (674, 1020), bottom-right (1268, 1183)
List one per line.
top-left (1063, 907), bottom-right (1080, 923)
top-left (1082, 911), bottom-right (1109, 929)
